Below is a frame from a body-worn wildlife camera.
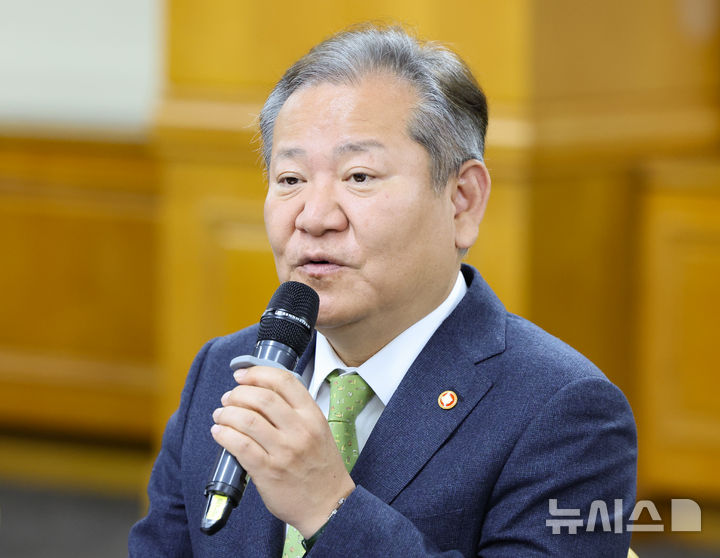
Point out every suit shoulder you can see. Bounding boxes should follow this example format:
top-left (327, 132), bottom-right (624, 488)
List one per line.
top-left (177, 324), bottom-right (259, 420)
top-left (201, 324), bottom-right (259, 368)
top-left (481, 313), bottom-right (633, 445)
top-left (500, 312), bottom-right (608, 388)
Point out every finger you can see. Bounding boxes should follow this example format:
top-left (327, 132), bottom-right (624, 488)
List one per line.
top-left (218, 385), bottom-right (313, 457)
top-left (221, 384), bottom-right (295, 428)
top-left (212, 405), bottom-right (278, 455)
top-left (211, 402), bottom-right (322, 481)
top-left (234, 365), bottom-right (309, 409)
top-left (210, 421), bottom-right (268, 474)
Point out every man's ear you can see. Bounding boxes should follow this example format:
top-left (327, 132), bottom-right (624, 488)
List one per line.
top-left (451, 159), bottom-right (491, 251)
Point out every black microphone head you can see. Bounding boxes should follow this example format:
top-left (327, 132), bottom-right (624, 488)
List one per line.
top-left (258, 281), bottom-right (319, 356)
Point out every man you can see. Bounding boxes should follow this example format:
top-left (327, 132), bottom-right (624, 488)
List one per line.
top-left (130, 25), bottom-right (637, 557)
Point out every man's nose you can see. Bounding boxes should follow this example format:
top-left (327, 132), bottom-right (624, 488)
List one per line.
top-left (294, 181), bottom-right (349, 236)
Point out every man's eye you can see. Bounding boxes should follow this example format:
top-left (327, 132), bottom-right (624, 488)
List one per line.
top-left (279, 176), bottom-right (299, 185)
top-left (351, 173), bottom-right (368, 183)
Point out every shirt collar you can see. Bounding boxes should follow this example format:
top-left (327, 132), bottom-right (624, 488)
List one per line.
top-left (307, 270), bottom-right (468, 404)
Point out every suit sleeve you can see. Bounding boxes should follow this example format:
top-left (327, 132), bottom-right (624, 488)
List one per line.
top-left (307, 376), bottom-right (637, 558)
top-left (477, 377), bottom-right (637, 557)
top-left (128, 339), bottom-right (215, 558)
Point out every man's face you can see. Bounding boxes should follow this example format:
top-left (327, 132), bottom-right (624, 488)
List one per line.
top-left (264, 74), bottom-right (462, 350)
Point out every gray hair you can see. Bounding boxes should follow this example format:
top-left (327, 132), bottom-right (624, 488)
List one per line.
top-left (258, 24), bottom-right (488, 191)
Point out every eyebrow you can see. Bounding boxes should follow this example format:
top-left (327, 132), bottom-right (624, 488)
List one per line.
top-left (273, 140), bottom-right (386, 163)
top-left (274, 147), bottom-right (306, 161)
top-left (333, 140), bottom-right (386, 156)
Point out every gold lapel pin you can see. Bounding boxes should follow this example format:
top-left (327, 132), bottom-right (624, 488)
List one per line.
top-left (438, 390), bottom-right (458, 410)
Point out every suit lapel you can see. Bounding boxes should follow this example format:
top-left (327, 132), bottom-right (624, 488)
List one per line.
top-left (351, 266), bottom-right (506, 504)
top-left (295, 331), bottom-right (317, 383)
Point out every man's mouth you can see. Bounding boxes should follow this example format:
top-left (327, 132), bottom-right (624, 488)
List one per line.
top-left (297, 256), bottom-right (345, 277)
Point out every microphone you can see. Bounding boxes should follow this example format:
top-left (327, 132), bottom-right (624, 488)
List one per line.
top-left (200, 281), bottom-right (319, 535)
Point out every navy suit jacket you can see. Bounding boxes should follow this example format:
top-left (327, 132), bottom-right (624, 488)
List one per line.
top-left (129, 265), bottom-right (637, 557)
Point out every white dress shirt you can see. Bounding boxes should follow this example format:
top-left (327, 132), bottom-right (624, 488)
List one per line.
top-left (301, 270), bottom-right (467, 453)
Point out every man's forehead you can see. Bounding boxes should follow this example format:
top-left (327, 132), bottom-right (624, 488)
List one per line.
top-left (274, 140), bottom-right (386, 162)
top-left (273, 82), bottom-right (416, 149)
top-left (274, 75), bottom-right (416, 127)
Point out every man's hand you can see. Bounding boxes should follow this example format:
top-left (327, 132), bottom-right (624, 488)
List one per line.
top-left (210, 366), bottom-right (355, 538)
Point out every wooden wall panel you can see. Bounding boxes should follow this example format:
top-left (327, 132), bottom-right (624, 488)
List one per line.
top-left (523, 0), bottom-right (720, 404)
top-left (465, 173), bottom-right (531, 316)
top-left (534, 0), bottom-right (720, 102)
top-left (156, 157), bottom-right (277, 426)
top-left (0, 190), bottom-right (155, 360)
top-left (166, 0), bottom-right (532, 104)
top-left (0, 138), bottom-right (158, 442)
top-left (528, 170), bottom-right (637, 393)
top-left (199, 197), bottom-right (280, 335)
top-left (636, 159), bottom-right (720, 498)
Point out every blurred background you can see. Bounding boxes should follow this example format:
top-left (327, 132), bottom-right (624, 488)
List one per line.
top-left (1, 0), bottom-right (719, 556)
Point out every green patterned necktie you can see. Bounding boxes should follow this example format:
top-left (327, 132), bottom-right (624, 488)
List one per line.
top-left (325, 370), bottom-right (374, 472)
top-left (282, 370), bottom-right (374, 558)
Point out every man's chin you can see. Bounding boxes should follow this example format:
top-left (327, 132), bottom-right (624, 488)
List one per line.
top-left (314, 307), bottom-right (358, 334)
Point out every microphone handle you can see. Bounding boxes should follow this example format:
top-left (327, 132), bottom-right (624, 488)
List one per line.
top-left (200, 342), bottom-right (303, 535)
